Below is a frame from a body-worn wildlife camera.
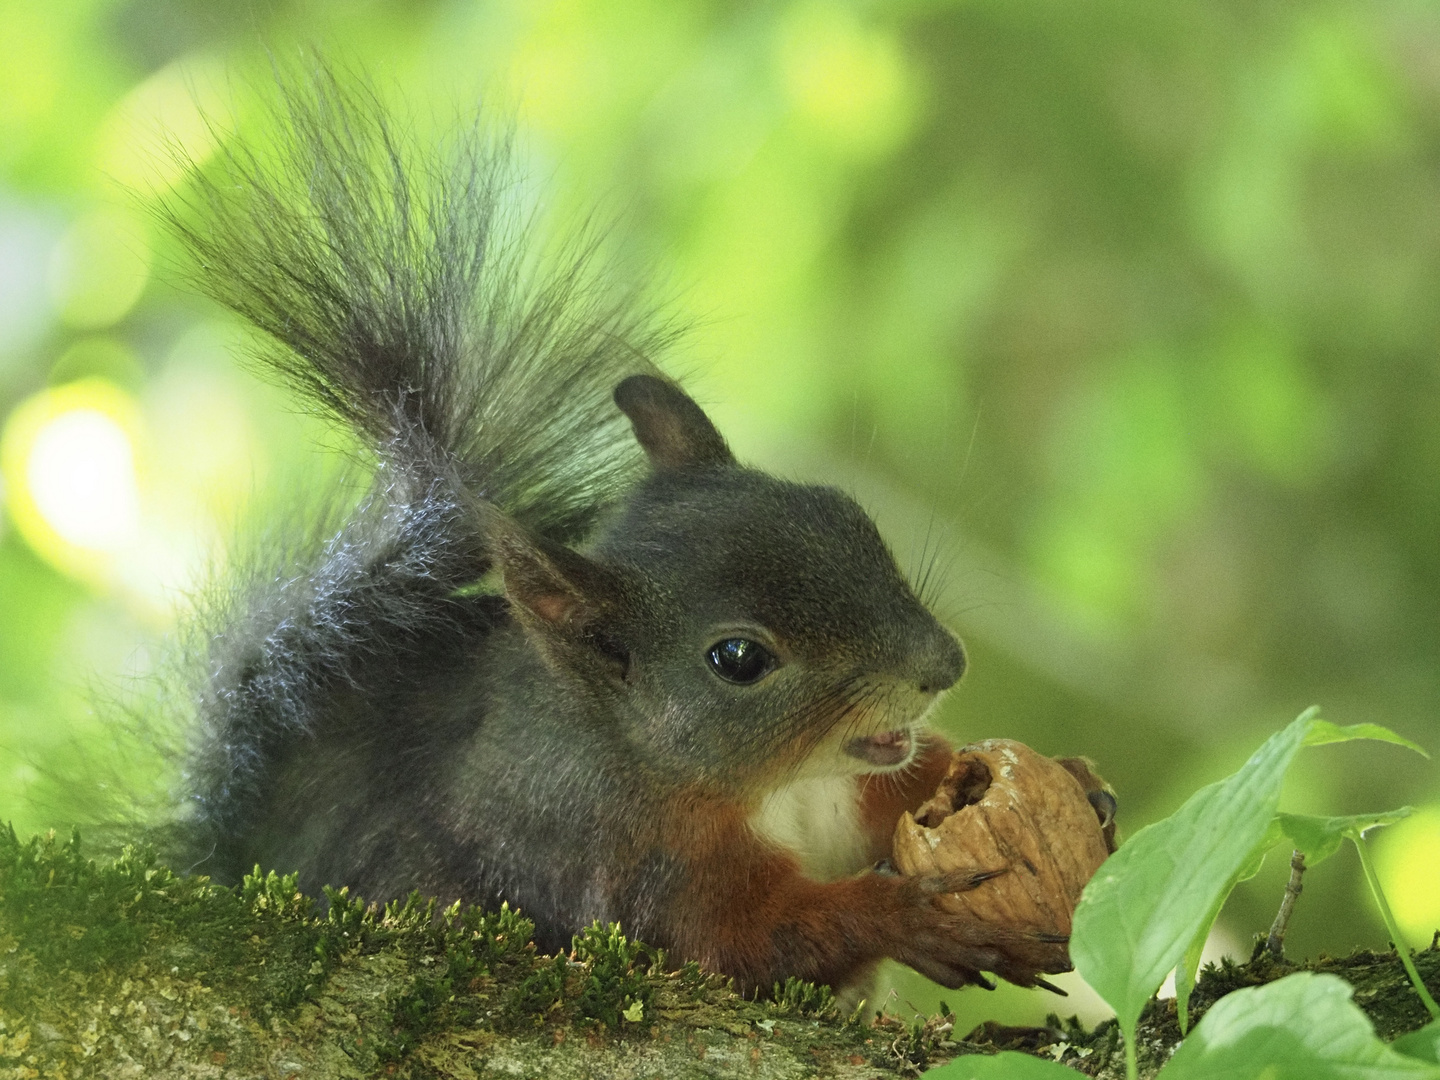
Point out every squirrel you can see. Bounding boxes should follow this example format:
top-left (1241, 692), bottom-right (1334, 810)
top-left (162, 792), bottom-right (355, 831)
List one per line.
top-left (156, 69), bottom-right (1113, 996)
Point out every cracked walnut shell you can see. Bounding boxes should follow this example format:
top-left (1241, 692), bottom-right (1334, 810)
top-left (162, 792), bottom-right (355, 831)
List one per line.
top-left (891, 740), bottom-right (1112, 937)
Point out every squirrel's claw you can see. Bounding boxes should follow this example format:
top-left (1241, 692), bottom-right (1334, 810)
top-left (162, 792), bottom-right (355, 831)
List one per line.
top-left (1088, 789), bottom-right (1118, 830)
top-left (920, 866), bottom-right (1009, 894)
top-left (904, 954), bottom-right (998, 991)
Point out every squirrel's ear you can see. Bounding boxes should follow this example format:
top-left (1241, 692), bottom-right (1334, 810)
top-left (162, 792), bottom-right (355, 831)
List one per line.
top-left (614, 375), bottom-right (733, 470)
top-left (488, 514), bottom-right (613, 628)
top-left (483, 509), bottom-right (631, 677)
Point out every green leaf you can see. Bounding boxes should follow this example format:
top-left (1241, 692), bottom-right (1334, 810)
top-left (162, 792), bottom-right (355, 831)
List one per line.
top-left (1238, 817), bottom-right (1287, 884)
top-left (1072, 708), bottom-right (1426, 1057)
top-left (1173, 914), bottom-right (1210, 1037)
top-left (1278, 809), bottom-right (1414, 866)
top-left (1393, 1021), bottom-right (1440, 1064)
top-left (1159, 972), bottom-right (1440, 1079)
top-left (1070, 709), bottom-right (1315, 1049)
top-left (1304, 721), bottom-right (1429, 758)
top-left (1176, 818), bottom-right (1281, 1034)
top-left (922, 1051), bottom-right (1079, 1078)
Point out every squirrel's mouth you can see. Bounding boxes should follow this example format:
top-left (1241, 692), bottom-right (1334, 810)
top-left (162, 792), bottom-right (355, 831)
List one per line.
top-left (844, 728), bottom-right (913, 768)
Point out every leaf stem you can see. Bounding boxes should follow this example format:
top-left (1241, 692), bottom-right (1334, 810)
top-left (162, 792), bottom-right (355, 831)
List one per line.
top-left (1265, 849), bottom-right (1306, 958)
top-left (1349, 827), bottom-right (1440, 1021)
top-left (1125, 1031), bottom-right (1138, 1080)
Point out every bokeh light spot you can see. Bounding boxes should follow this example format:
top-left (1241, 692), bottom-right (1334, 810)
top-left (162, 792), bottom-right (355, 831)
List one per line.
top-left (0, 378), bottom-right (144, 583)
top-left (777, 4), bottom-right (916, 157)
top-left (27, 409), bottom-right (139, 550)
top-left (48, 207), bottom-right (151, 330)
top-left (1373, 804), bottom-right (1440, 944)
top-left (97, 52), bottom-right (229, 197)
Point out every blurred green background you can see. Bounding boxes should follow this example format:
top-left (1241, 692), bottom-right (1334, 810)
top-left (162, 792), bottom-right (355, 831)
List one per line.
top-left (2, 0), bottom-right (1438, 1035)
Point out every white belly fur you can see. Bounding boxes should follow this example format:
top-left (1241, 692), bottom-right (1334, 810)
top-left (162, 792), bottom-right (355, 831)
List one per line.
top-left (750, 774), bottom-right (870, 882)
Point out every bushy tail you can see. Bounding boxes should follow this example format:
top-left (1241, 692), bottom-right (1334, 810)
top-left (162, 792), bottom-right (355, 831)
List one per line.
top-left (140, 65), bottom-right (673, 879)
top-left (159, 63), bottom-right (670, 543)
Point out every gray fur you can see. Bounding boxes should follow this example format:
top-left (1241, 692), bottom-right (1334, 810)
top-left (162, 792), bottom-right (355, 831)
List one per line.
top-left (161, 66), bottom-right (972, 985)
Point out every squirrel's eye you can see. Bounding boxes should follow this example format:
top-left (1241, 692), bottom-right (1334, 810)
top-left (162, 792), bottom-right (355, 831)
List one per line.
top-left (706, 638), bottom-right (776, 685)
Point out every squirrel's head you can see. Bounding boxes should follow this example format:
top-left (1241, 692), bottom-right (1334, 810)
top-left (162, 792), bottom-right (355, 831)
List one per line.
top-left (486, 375), bottom-right (964, 792)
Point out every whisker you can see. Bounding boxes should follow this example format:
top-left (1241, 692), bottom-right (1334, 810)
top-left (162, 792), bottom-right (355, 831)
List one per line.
top-left (782, 683), bottom-right (866, 779)
top-left (957, 405), bottom-right (982, 488)
top-left (747, 678), bottom-right (858, 766)
top-left (766, 678), bottom-right (876, 790)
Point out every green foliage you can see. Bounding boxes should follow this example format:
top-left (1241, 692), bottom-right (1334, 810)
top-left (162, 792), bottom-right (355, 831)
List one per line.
top-left (927, 710), bottom-right (1436, 1079)
top-left (377, 968), bottom-right (460, 1063)
top-left (1070, 707), bottom-right (1428, 1073)
top-left (1070, 708), bottom-right (1315, 1051)
top-left (457, 899), bottom-right (538, 973)
top-left (3, 825), bottom-right (904, 1075)
top-left (1394, 1021), bottom-right (1440, 1065)
top-left (315, 882), bottom-right (370, 960)
top-left (240, 864), bottom-right (311, 919)
top-left (1160, 974), bottom-right (1438, 1080)
top-left (895, 1015), bottom-right (936, 1072)
top-left (0, 827), bottom-right (330, 1013)
top-left (1353, 829), bottom-right (1440, 1022)
top-left (1278, 810), bottom-right (1415, 866)
top-left (928, 974), bottom-right (1440, 1079)
top-left (677, 958), bottom-right (710, 992)
top-left (1304, 723), bottom-right (1429, 756)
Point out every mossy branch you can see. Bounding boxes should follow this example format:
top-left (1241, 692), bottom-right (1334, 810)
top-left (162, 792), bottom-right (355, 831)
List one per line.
top-left (2, 828), bottom-right (1436, 1079)
top-left (0, 828), bottom-right (949, 1079)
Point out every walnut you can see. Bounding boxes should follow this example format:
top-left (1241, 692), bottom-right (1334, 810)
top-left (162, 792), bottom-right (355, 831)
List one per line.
top-left (891, 740), bottom-right (1112, 937)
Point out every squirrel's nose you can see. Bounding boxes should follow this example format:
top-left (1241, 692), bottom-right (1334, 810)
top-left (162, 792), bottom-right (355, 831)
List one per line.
top-left (915, 631), bottom-right (966, 695)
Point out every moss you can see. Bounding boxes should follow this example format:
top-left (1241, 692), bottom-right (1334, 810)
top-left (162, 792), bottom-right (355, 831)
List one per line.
top-left (9, 826), bottom-right (1433, 1078)
top-left (769, 977), bottom-right (838, 1020)
top-left (569, 921), bottom-right (657, 1029)
top-left (0, 827), bottom-right (918, 1078)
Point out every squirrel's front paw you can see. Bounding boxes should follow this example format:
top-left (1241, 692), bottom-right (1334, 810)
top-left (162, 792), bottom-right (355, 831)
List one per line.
top-left (883, 873), bottom-right (1072, 991)
top-left (1055, 755), bottom-right (1119, 853)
